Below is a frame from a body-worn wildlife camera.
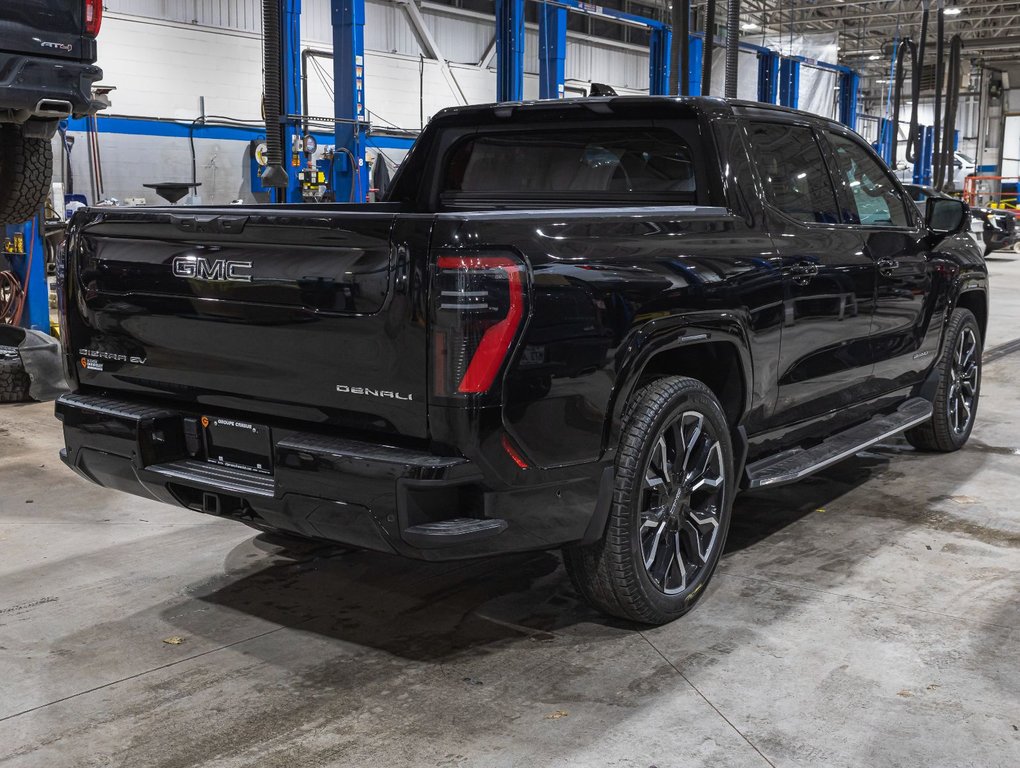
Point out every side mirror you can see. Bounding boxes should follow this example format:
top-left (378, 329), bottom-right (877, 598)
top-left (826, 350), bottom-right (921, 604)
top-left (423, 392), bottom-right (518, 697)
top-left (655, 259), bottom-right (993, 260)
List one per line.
top-left (926, 197), bottom-right (969, 235)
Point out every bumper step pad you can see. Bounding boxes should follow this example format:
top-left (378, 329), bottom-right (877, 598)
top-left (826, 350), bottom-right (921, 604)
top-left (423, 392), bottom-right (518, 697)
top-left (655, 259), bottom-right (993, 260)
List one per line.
top-left (402, 518), bottom-right (508, 548)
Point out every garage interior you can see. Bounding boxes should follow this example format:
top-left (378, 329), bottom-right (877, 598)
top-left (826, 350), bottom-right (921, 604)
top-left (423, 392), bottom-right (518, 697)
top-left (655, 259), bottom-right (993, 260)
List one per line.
top-left (2, 0), bottom-right (1020, 766)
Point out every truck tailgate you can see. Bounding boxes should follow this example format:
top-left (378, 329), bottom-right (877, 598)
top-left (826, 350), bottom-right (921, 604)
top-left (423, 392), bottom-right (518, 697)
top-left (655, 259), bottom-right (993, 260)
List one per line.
top-left (64, 207), bottom-right (430, 439)
top-left (1, 0), bottom-right (87, 61)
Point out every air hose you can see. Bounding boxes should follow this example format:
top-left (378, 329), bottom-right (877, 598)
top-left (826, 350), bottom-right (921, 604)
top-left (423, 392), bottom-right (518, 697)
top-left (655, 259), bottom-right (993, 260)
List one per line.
top-left (938, 35), bottom-right (964, 191)
top-left (702, 0), bottom-right (716, 95)
top-left (724, 0), bottom-right (740, 98)
top-left (932, 0), bottom-right (945, 188)
top-left (671, 0), bottom-right (691, 95)
top-left (260, 0), bottom-right (289, 191)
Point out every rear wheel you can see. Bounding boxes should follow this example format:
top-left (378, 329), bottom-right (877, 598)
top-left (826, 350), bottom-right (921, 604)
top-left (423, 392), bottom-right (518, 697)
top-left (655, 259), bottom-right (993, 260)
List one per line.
top-left (563, 376), bottom-right (734, 625)
top-left (906, 308), bottom-right (981, 452)
top-left (0, 124), bottom-right (53, 226)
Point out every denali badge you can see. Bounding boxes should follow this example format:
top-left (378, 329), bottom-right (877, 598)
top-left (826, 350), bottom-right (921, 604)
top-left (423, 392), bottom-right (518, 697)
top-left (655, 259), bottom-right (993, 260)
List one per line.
top-left (40, 40), bottom-right (74, 52)
top-left (336, 385), bottom-right (413, 401)
top-left (172, 256), bottom-right (253, 282)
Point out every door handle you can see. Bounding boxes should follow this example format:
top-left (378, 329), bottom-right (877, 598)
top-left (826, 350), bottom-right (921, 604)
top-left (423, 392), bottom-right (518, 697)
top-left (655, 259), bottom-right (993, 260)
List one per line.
top-left (877, 258), bottom-right (900, 275)
top-left (790, 261), bottom-right (819, 284)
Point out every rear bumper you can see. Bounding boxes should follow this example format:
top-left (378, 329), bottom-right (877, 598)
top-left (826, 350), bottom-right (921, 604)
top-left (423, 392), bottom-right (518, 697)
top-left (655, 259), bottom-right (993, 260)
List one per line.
top-left (0, 52), bottom-right (103, 121)
top-left (56, 393), bottom-right (608, 560)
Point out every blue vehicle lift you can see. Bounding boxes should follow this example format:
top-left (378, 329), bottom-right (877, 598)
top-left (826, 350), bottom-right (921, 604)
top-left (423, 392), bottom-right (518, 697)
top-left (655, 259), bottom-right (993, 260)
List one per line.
top-left (273, 0), bottom-right (367, 203)
top-left (532, 0), bottom-right (672, 101)
top-left (526, 4), bottom-right (861, 132)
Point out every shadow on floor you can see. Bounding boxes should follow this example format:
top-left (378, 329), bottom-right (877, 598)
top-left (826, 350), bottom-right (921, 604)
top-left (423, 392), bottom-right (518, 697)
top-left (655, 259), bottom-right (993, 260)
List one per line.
top-left (183, 440), bottom-right (973, 663)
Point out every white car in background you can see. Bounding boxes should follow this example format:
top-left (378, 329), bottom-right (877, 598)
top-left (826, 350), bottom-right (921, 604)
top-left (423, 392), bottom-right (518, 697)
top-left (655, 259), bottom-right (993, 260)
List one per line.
top-left (894, 151), bottom-right (976, 190)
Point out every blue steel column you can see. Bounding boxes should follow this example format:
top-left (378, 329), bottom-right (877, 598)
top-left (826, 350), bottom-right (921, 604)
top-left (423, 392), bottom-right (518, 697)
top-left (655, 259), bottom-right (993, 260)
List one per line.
top-left (877, 117), bottom-right (893, 165)
top-left (778, 58), bottom-right (799, 108)
top-left (916, 125), bottom-right (934, 185)
top-left (648, 27), bottom-right (670, 96)
top-left (495, 0), bottom-right (525, 102)
top-left (4, 216), bottom-right (47, 331)
top-left (838, 70), bottom-right (859, 129)
top-left (332, 0), bottom-right (368, 202)
top-left (282, 0), bottom-right (303, 203)
top-left (757, 50), bottom-right (779, 103)
top-left (538, 2), bottom-right (566, 99)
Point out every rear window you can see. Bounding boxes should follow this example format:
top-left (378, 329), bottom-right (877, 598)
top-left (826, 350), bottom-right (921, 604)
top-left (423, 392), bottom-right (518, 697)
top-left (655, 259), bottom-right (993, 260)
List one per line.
top-left (440, 128), bottom-right (699, 207)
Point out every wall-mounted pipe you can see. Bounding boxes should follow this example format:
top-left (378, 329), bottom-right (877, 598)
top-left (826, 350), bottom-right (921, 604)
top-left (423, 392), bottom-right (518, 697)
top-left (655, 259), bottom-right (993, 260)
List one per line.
top-left (724, 0), bottom-right (740, 98)
top-left (261, 0), bottom-right (289, 190)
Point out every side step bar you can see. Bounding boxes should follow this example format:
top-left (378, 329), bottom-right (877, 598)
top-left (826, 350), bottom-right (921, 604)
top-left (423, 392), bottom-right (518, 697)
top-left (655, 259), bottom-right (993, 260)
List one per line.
top-left (745, 397), bottom-right (933, 490)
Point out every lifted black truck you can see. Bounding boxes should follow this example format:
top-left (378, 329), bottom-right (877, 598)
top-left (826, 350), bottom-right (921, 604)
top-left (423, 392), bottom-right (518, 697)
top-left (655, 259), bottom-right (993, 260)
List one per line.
top-left (0, 0), bottom-right (104, 224)
top-left (56, 97), bottom-right (987, 625)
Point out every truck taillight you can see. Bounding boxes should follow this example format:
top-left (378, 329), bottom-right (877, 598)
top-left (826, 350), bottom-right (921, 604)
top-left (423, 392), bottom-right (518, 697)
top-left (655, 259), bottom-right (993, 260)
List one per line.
top-left (85, 0), bottom-right (103, 36)
top-left (431, 253), bottom-right (526, 397)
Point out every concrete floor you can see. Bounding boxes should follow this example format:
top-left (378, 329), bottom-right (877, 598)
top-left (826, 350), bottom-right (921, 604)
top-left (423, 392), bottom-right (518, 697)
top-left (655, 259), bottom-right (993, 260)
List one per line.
top-left (2, 258), bottom-right (1020, 768)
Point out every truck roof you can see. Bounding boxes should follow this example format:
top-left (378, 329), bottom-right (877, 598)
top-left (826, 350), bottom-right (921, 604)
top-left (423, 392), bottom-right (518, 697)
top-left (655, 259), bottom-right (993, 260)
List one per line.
top-left (429, 95), bottom-right (847, 132)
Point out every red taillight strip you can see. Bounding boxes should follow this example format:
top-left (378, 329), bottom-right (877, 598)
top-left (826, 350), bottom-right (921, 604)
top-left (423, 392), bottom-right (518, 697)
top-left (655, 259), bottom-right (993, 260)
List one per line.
top-left (85, 0), bottom-right (103, 36)
top-left (436, 255), bottom-right (524, 394)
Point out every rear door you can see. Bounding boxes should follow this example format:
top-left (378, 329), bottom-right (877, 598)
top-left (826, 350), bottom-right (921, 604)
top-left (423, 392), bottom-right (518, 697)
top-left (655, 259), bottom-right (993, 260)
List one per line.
top-left (0, 1), bottom-right (86, 61)
top-left (746, 119), bottom-right (878, 426)
top-left (66, 206), bottom-right (432, 439)
top-left (821, 128), bottom-right (941, 392)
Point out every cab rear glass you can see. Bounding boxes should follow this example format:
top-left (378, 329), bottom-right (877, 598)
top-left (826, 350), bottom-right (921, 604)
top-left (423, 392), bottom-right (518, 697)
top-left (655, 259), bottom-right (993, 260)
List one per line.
top-left (439, 126), bottom-right (702, 208)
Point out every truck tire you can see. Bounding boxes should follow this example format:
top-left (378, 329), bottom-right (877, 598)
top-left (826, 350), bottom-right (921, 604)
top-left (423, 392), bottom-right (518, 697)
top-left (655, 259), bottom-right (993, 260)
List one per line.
top-left (906, 308), bottom-right (981, 452)
top-left (0, 345), bottom-right (31, 403)
top-left (0, 124), bottom-right (52, 226)
top-left (563, 376), bottom-right (734, 625)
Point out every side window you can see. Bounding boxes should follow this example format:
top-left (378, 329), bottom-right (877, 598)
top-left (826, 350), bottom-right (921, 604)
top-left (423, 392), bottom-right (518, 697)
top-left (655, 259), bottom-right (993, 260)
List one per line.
top-left (747, 122), bottom-right (841, 224)
top-left (827, 132), bottom-right (911, 228)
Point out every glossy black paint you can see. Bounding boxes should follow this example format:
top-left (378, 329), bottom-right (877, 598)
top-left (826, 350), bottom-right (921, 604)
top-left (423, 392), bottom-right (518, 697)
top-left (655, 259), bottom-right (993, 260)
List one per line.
top-left (59, 97), bottom-right (988, 558)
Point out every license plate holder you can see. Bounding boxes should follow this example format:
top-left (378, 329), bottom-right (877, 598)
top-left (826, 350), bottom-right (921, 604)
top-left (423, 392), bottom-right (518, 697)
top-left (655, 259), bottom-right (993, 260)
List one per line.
top-left (202, 417), bottom-right (273, 475)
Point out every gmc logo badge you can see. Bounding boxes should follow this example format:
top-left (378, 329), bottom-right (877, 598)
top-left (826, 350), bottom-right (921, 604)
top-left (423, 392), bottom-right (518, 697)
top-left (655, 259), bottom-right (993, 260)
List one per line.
top-left (171, 256), bottom-right (253, 282)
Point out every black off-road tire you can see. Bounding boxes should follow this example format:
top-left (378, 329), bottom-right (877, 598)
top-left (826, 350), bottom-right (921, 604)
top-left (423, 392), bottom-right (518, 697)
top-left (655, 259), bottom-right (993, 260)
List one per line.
top-left (906, 308), bottom-right (982, 452)
top-left (0, 345), bottom-right (31, 403)
top-left (563, 376), bottom-right (734, 625)
top-left (0, 123), bottom-right (52, 226)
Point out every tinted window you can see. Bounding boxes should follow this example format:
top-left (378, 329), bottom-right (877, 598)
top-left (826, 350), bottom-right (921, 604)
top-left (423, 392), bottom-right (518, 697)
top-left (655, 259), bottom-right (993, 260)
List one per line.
top-left (828, 132), bottom-right (911, 228)
top-left (441, 128), bottom-right (697, 205)
top-left (747, 122), bottom-right (840, 224)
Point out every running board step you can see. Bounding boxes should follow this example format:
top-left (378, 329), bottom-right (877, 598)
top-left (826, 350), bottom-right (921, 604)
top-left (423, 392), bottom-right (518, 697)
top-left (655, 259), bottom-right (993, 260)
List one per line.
top-left (402, 518), bottom-right (508, 548)
top-left (746, 397), bottom-right (933, 490)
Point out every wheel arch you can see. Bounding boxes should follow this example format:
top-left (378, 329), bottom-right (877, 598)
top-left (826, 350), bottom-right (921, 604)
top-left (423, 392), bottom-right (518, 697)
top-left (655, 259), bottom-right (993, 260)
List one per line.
top-left (954, 289), bottom-right (988, 343)
top-left (603, 319), bottom-right (753, 457)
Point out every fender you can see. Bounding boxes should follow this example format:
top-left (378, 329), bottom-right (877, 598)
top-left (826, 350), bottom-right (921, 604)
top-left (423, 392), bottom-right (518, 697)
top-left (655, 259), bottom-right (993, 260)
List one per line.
top-left (601, 312), bottom-right (755, 458)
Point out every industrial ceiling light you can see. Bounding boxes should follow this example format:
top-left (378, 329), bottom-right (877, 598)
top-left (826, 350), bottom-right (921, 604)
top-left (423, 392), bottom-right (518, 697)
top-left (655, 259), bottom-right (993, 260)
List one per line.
top-left (944, 6), bottom-right (962, 15)
top-left (740, 21), bottom-right (760, 31)
top-left (868, 54), bottom-right (881, 60)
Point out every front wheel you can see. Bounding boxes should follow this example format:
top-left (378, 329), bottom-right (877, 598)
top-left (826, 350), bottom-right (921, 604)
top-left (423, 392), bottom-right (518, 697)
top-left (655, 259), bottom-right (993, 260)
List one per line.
top-left (563, 376), bottom-right (734, 625)
top-left (906, 307), bottom-right (982, 452)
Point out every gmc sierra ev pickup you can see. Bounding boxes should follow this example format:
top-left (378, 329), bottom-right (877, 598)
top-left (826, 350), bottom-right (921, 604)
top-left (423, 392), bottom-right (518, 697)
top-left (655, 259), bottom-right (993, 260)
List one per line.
top-left (56, 98), bottom-right (987, 625)
top-left (0, 0), bottom-right (104, 224)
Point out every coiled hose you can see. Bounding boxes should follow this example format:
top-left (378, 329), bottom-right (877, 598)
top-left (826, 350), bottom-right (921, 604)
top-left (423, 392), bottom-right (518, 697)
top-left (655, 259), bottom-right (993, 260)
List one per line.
top-left (724, 0), bottom-right (740, 98)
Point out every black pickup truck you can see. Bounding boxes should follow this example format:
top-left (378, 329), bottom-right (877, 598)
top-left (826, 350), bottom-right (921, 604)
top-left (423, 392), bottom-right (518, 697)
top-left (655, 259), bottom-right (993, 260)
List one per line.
top-left (0, 0), bottom-right (104, 224)
top-left (56, 97), bottom-right (987, 625)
